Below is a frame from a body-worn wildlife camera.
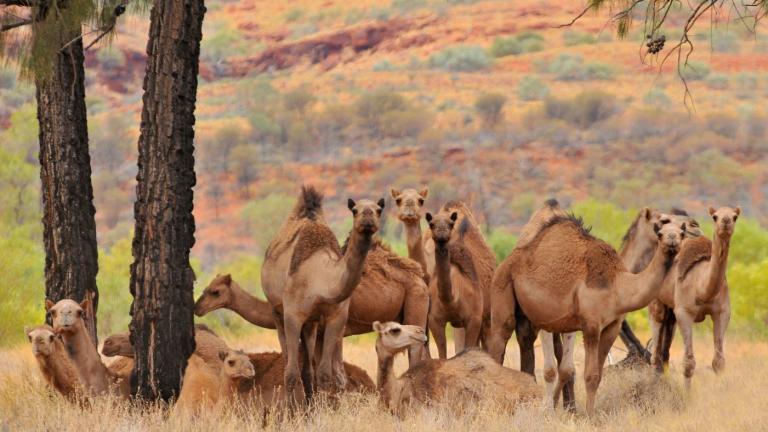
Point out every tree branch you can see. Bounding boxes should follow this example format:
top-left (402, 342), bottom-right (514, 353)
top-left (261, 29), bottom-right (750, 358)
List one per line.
top-left (0, 17), bottom-right (31, 31)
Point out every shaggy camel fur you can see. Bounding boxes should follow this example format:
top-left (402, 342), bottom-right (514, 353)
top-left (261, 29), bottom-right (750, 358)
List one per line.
top-left (489, 216), bottom-right (685, 414)
top-left (392, 189), bottom-right (495, 356)
top-left (174, 354), bottom-right (221, 414)
top-left (424, 210), bottom-right (484, 359)
top-left (46, 299), bottom-right (112, 396)
top-left (102, 324), bottom-right (229, 370)
top-left (373, 321), bottom-right (540, 415)
top-left (261, 185), bottom-right (382, 402)
top-left (26, 325), bottom-right (82, 400)
top-left (651, 206), bottom-right (740, 388)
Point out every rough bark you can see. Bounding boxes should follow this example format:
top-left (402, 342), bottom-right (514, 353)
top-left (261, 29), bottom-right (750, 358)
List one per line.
top-left (36, 21), bottom-right (99, 345)
top-left (128, 0), bottom-right (205, 401)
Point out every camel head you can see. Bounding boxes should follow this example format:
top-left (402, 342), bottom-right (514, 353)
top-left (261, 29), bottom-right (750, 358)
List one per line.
top-left (709, 206), bottom-right (740, 238)
top-left (102, 332), bottom-right (132, 357)
top-left (348, 198), bottom-right (384, 235)
top-left (45, 299), bottom-right (88, 334)
top-left (26, 325), bottom-right (57, 357)
top-left (654, 222), bottom-right (686, 256)
top-left (425, 211), bottom-right (458, 244)
top-left (373, 321), bottom-right (427, 356)
top-left (665, 208), bottom-right (703, 238)
top-left (219, 350), bottom-right (255, 381)
top-left (195, 274), bottom-right (234, 316)
top-left (390, 187), bottom-right (428, 223)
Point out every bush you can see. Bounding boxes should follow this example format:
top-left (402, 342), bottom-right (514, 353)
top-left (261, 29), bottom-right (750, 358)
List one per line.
top-left (283, 88), bottom-right (315, 114)
top-left (428, 45), bottom-right (492, 72)
top-left (516, 76), bottom-right (549, 101)
top-left (380, 107), bottom-right (431, 138)
top-left (544, 90), bottom-right (618, 128)
top-left (705, 73), bottom-right (729, 90)
top-left (373, 60), bottom-right (396, 71)
top-left (490, 33), bottom-right (544, 58)
top-left (542, 53), bottom-right (616, 81)
top-left (696, 29), bottom-right (740, 53)
top-left (563, 30), bottom-right (597, 46)
top-left (486, 228), bottom-right (518, 262)
top-left (680, 60), bottom-right (710, 81)
top-left (202, 23), bottom-right (250, 64)
top-left (240, 194), bottom-right (295, 251)
top-left (643, 87), bottom-right (671, 106)
top-left (474, 92), bottom-right (507, 127)
top-left (355, 89), bottom-right (417, 136)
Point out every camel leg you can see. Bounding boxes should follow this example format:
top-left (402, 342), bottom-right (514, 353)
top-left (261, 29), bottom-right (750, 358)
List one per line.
top-left (675, 308), bottom-right (696, 390)
top-left (453, 327), bottom-right (466, 354)
top-left (317, 311), bottom-right (348, 392)
top-left (649, 309), bottom-right (664, 373)
top-left (582, 328), bottom-right (601, 416)
top-left (659, 308), bottom-right (677, 370)
top-left (553, 332), bottom-right (576, 411)
top-left (464, 318), bottom-right (482, 350)
top-left (403, 287), bottom-right (430, 365)
top-left (272, 308), bottom-right (287, 354)
top-left (516, 315), bottom-right (537, 377)
top-left (540, 331), bottom-right (557, 409)
top-left (429, 318), bottom-right (447, 360)
top-left (282, 312), bottom-right (305, 407)
top-left (300, 322), bottom-right (317, 402)
top-left (618, 320), bottom-right (648, 360)
top-left (712, 308), bottom-right (730, 374)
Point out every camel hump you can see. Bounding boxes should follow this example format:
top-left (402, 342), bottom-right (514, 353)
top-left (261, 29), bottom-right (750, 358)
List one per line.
top-left (677, 236), bottom-right (712, 278)
top-left (194, 323), bottom-right (217, 336)
top-left (448, 242), bottom-right (479, 284)
top-left (585, 241), bottom-right (624, 288)
top-left (362, 238), bottom-right (425, 281)
top-left (289, 222), bottom-right (342, 274)
top-left (296, 185), bottom-right (324, 221)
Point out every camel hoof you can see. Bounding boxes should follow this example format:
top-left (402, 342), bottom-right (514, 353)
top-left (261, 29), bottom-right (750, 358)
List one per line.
top-left (712, 357), bottom-right (725, 373)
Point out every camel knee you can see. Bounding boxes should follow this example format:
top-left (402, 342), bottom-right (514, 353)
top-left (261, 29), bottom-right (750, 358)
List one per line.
top-left (543, 367), bottom-right (557, 384)
top-left (712, 355), bottom-right (725, 373)
top-left (558, 366), bottom-right (575, 384)
top-left (683, 354), bottom-right (696, 378)
top-left (584, 373), bottom-right (601, 393)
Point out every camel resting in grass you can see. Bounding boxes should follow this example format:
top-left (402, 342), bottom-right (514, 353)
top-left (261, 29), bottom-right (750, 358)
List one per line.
top-left (373, 321), bottom-right (540, 415)
top-left (26, 325), bottom-right (83, 400)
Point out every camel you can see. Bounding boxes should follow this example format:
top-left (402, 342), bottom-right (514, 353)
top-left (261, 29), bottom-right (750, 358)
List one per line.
top-left (424, 210), bottom-right (484, 359)
top-left (489, 215), bottom-right (685, 414)
top-left (392, 189), bottom-right (496, 356)
top-left (46, 299), bottom-right (113, 396)
top-left (650, 206), bottom-right (740, 388)
top-left (261, 185), bottom-right (383, 402)
top-left (26, 325), bottom-right (82, 400)
top-left (194, 275), bottom-right (277, 329)
top-left (174, 354), bottom-right (222, 414)
top-left (373, 321), bottom-right (540, 415)
top-left (102, 324), bottom-right (229, 370)
top-left (217, 350), bottom-right (257, 407)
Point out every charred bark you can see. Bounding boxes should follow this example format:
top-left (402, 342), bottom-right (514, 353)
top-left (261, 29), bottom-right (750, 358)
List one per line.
top-left (128, 0), bottom-right (205, 401)
top-left (36, 21), bottom-right (99, 345)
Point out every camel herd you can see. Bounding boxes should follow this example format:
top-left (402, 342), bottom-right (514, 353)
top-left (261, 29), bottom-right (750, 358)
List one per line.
top-left (26, 185), bottom-right (740, 418)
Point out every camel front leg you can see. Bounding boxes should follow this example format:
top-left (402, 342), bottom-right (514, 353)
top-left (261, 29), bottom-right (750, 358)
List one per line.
top-left (648, 307), bottom-right (664, 373)
top-left (516, 316), bottom-right (538, 376)
top-left (282, 312), bottom-right (306, 408)
top-left (317, 310), bottom-right (348, 392)
top-left (464, 317), bottom-right (482, 350)
top-left (540, 331), bottom-right (557, 409)
top-left (453, 327), bottom-right (466, 354)
top-left (553, 332), bottom-right (576, 410)
top-left (712, 308), bottom-right (730, 374)
top-left (675, 308), bottom-right (696, 390)
top-left (429, 317), bottom-right (447, 359)
top-left (582, 329), bottom-right (601, 416)
top-left (301, 321), bottom-right (318, 401)
top-left (272, 308), bottom-right (287, 354)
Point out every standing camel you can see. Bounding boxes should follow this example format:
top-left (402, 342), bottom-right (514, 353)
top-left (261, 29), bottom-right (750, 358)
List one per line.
top-left (261, 185), bottom-right (383, 403)
top-left (651, 206), bottom-right (739, 388)
top-left (489, 215), bottom-right (685, 414)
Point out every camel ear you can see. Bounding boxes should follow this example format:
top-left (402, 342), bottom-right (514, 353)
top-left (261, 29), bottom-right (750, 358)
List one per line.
top-left (653, 222), bottom-right (661, 234)
top-left (222, 274), bottom-right (232, 285)
top-left (419, 187), bottom-right (429, 199)
top-left (45, 299), bottom-right (54, 311)
top-left (735, 206), bottom-right (741, 216)
top-left (372, 321), bottom-right (383, 332)
top-left (377, 198), bottom-right (385, 210)
top-left (425, 212), bottom-right (433, 223)
top-left (642, 207), bottom-right (653, 221)
top-left (450, 212), bottom-right (458, 222)
top-left (219, 351), bottom-right (228, 362)
top-left (708, 206), bottom-right (716, 216)
top-left (389, 188), bottom-right (400, 199)
top-left (347, 198), bottom-right (356, 212)
top-left (80, 298), bottom-right (90, 313)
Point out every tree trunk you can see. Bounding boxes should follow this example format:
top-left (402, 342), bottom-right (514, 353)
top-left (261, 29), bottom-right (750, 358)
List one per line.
top-left (36, 24), bottom-right (99, 346)
top-left (128, 0), bottom-right (205, 401)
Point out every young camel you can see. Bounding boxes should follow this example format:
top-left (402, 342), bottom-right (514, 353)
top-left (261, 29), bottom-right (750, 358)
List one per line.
top-left (373, 321), bottom-right (540, 415)
top-left (261, 185), bottom-right (383, 402)
top-left (651, 206), bottom-right (740, 388)
top-left (489, 216), bottom-right (685, 415)
top-left (46, 299), bottom-right (113, 396)
top-left (392, 189), bottom-right (495, 356)
top-left (26, 325), bottom-right (82, 400)
top-left (424, 210), bottom-right (483, 359)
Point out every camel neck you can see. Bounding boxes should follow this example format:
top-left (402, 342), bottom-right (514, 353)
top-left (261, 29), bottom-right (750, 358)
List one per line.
top-left (619, 235), bottom-right (655, 274)
top-left (327, 229), bottom-right (373, 304)
top-left (49, 342), bottom-right (80, 395)
top-left (228, 282), bottom-right (276, 329)
top-left (434, 241), bottom-right (454, 305)
top-left (617, 245), bottom-right (675, 314)
top-left (699, 233), bottom-right (732, 303)
top-left (376, 347), bottom-right (396, 407)
top-left (60, 323), bottom-right (109, 393)
top-left (404, 221), bottom-right (429, 278)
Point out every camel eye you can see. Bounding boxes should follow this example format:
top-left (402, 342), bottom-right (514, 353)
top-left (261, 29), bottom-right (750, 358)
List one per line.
top-left (211, 290), bottom-right (219, 297)
top-left (733, 215), bottom-right (738, 222)
top-left (390, 328), bottom-right (401, 335)
top-left (713, 215), bottom-right (718, 222)
top-left (48, 335), bottom-right (54, 342)
top-left (660, 218), bottom-right (670, 225)
top-left (77, 310), bottom-right (83, 317)
top-left (417, 198), bottom-right (424, 206)
top-left (690, 221), bottom-right (698, 227)
top-left (396, 198), bottom-right (402, 206)
top-left (228, 360), bottom-right (235, 367)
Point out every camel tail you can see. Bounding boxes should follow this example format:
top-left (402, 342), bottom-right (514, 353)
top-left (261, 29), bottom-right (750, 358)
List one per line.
top-left (297, 185), bottom-right (324, 221)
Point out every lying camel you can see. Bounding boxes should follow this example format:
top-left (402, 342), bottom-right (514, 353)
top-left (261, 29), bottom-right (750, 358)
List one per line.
top-left (262, 185), bottom-right (383, 402)
top-left (26, 325), bottom-right (82, 400)
top-left (489, 216), bottom-right (685, 415)
top-left (102, 324), bottom-right (229, 369)
top-left (373, 321), bottom-right (540, 415)
top-left (174, 354), bottom-right (222, 414)
top-left (46, 298), bottom-right (113, 396)
top-left (217, 350), bottom-right (257, 406)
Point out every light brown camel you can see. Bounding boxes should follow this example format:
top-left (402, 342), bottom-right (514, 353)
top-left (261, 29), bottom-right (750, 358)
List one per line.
top-left (26, 325), bottom-right (82, 400)
top-left (488, 216), bottom-right (685, 414)
top-left (46, 299), bottom-right (112, 396)
top-left (390, 187), bottom-right (430, 282)
top-left (651, 206), bottom-right (740, 388)
top-left (424, 210), bottom-right (484, 359)
top-left (261, 185), bottom-right (383, 402)
top-left (373, 321), bottom-right (541, 415)
top-left (216, 350), bottom-right (257, 406)
top-left (174, 354), bottom-right (221, 414)
top-left (102, 324), bottom-right (229, 370)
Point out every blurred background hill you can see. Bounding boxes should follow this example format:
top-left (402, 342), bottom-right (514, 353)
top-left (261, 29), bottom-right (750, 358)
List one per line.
top-left (1, 0), bottom-right (767, 343)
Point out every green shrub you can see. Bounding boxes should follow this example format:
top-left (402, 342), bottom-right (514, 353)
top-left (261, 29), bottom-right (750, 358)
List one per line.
top-left (284, 8), bottom-right (303, 22)
top-left (474, 92), bottom-right (507, 127)
top-left (240, 194), bottom-right (295, 251)
top-left (643, 87), bottom-right (671, 106)
top-left (544, 90), bottom-right (618, 128)
top-left (696, 29), bottom-right (740, 53)
top-left (202, 23), bottom-right (250, 63)
top-left (428, 45), bottom-right (492, 72)
top-left (373, 60), bottom-right (396, 71)
top-left (563, 30), bottom-right (597, 46)
top-left (490, 33), bottom-right (544, 58)
top-left (380, 108), bottom-right (431, 138)
top-left (542, 53), bottom-right (615, 81)
top-left (486, 228), bottom-right (518, 262)
top-left (680, 60), bottom-right (711, 81)
top-left (705, 73), bottom-right (729, 90)
top-left (283, 88), bottom-right (315, 114)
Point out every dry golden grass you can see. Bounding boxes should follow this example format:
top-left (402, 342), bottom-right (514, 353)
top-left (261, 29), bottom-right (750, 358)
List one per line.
top-left (3, 332), bottom-right (767, 431)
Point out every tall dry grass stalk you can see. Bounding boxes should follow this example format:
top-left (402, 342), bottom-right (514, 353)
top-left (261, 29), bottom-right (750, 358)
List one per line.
top-left (2, 334), bottom-right (767, 431)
